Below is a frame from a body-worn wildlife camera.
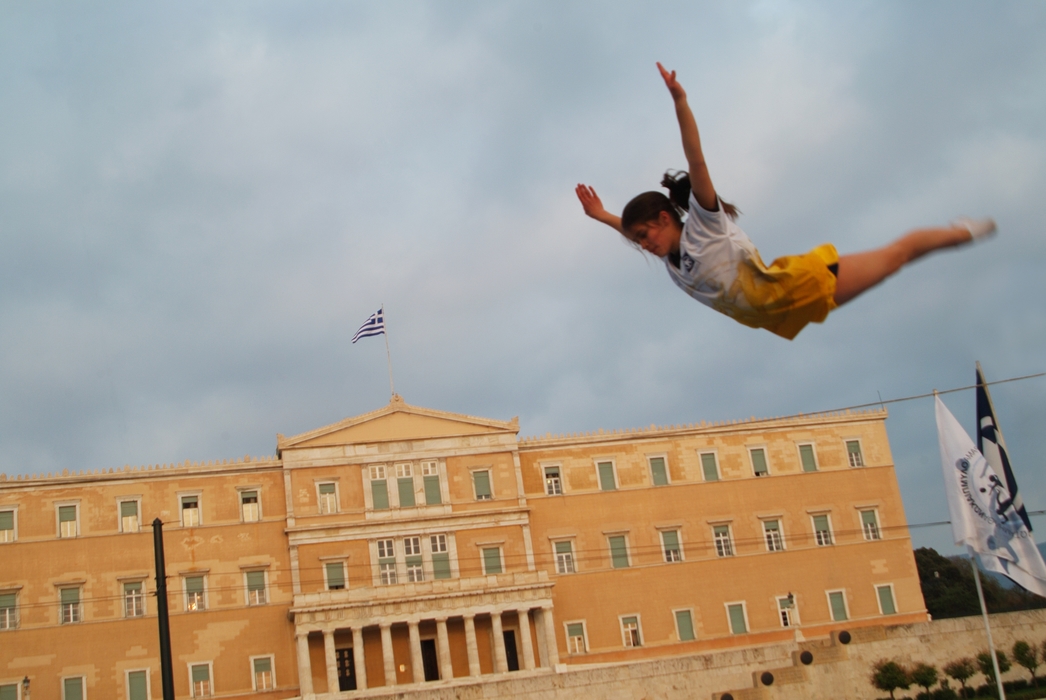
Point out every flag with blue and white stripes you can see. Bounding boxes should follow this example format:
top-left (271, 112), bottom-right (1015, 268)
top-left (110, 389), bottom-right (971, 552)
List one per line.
top-left (352, 308), bottom-right (385, 344)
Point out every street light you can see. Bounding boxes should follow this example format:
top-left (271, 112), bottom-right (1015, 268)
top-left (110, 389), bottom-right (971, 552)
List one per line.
top-left (21, 676), bottom-right (29, 700)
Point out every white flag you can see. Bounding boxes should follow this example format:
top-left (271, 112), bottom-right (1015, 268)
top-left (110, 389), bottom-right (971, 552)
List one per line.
top-left (935, 395), bottom-right (1046, 597)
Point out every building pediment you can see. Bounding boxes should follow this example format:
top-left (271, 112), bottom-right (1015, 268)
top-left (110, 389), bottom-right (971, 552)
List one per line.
top-left (277, 394), bottom-right (519, 451)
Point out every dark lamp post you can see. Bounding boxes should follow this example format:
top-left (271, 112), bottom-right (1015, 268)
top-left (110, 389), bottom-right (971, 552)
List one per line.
top-left (22, 676), bottom-right (29, 700)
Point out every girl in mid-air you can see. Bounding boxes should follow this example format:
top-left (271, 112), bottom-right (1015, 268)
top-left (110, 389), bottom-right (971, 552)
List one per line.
top-left (576, 63), bottom-right (995, 340)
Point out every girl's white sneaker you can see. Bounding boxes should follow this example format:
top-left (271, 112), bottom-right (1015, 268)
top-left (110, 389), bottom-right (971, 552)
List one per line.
top-left (952, 217), bottom-right (997, 241)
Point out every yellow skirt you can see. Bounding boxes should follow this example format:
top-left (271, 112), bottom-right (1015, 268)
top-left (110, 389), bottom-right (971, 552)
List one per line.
top-left (714, 243), bottom-right (839, 340)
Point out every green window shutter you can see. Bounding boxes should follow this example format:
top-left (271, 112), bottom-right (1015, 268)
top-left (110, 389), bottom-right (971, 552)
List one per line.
top-left (861, 510), bottom-right (877, 526)
top-left (432, 552), bottom-right (451, 579)
top-left (128, 670), bottom-right (148, 700)
top-left (247, 571), bottom-right (265, 591)
top-left (649, 457), bottom-right (668, 486)
top-left (728, 605), bottom-right (747, 634)
top-left (750, 449), bottom-right (768, 475)
top-left (424, 475), bottom-right (442, 505)
top-left (61, 587), bottom-right (80, 604)
top-left (701, 453), bottom-right (719, 481)
top-left (371, 480), bottom-right (389, 510)
top-left (675, 610), bottom-right (695, 641)
top-left (813, 515), bottom-right (829, 531)
top-left (473, 471), bottom-right (492, 500)
top-left (878, 586), bottom-right (897, 615)
top-left (185, 576), bottom-right (204, 594)
top-left (482, 547), bottom-right (502, 574)
top-left (325, 562), bottom-right (345, 589)
top-left (191, 664), bottom-right (210, 683)
top-left (120, 501), bottom-right (138, 517)
top-left (0, 511), bottom-right (11, 530)
top-left (597, 462), bottom-right (616, 491)
top-left (254, 657), bottom-right (272, 673)
top-left (63, 678), bottom-right (84, 700)
top-left (829, 591), bottom-right (848, 621)
top-left (318, 483), bottom-right (335, 494)
top-left (241, 490), bottom-right (257, 503)
top-left (124, 581), bottom-right (142, 594)
top-left (799, 445), bottom-right (817, 472)
top-left (662, 530), bottom-right (679, 550)
top-left (397, 477), bottom-right (416, 507)
top-left (405, 555), bottom-right (423, 568)
top-left (59, 505), bottom-right (77, 522)
top-left (555, 541), bottom-right (573, 555)
top-left (566, 622), bottom-right (584, 638)
top-left (0, 684), bottom-right (17, 700)
top-left (0, 593), bottom-right (15, 608)
top-left (609, 536), bottom-right (629, 568)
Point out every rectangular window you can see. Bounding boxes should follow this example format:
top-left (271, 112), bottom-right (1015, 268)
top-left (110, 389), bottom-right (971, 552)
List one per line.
top-left (661, 530), bottom-right (682, 562)
top-left (621, 616), bottom-right (641, 647)
top-left (799, 444), bottom-right (818, 472)
top-left (727, 603), bottom-right (748, 634)
top-left (566, 622), bottom-right (586, 653)
top-left (60, 587), bottom-right (81, 624)
top-left (0, 509), bottom-right (13, 542)
top-left (813, 514), bottom-right (833, 546)
top-left (240, 490), bottom-right (260, 522)
top-left (185, 576), bottom-right (205, 611)
top-left (120, 500), bottom-right (140, 533)
top-left (675, 609), bottom-right (696, 641)
top-left (325, 562), bottom-right (346, 590)
top-left (0, 684), bottom-right (18, 700)
top-left (749, 448), bottom-right (768, 477)
top-left (828, 590), bottom-right (848, 621)
top-left (777, 595), bottom-right (797, 627)
top-left (59, 504), bottom-right (78, 538)
top-left (472, 470), bottom-right (492, 501)
top-left (861, 510), bottom-right (882, 540)
top-left (713, 525), bottom-right (734, 557)
top-left (597, 461), bottom-right (616, 491)
top-left (246, 570), bottom-right (266, 605)
top-left (482, 547), bottom-right (503, 575)
top-left (397, 476), bottom-right (416, 508)
top-left (370, 474), bottom-right (389, 511)
top-left (431, 535), bottom-right (451, 580)
top-left (319, 482), bottom-right (339, 514)
top-left (763, 520), bottom-right (784, 552)
top-left (422, 461), bottom-right (442, 505)
top-left (608, 535), bottom-right (629, 568)
top-left (124, 581), bottom-right (145, 617)
top-left (555, 541), bottom-right (575, 574)
top-left (700, 453), bottom-right (719, 482)
top-left (846, 440), bottom-right (865, 467)
top-left (0, 592), bottom-right (17, 630)
top-left (127, 670), bottom-right (148, 700)
top-left (404, 536), bottom-right (424, 582)
top-left (190, 663), bottom-right (211, 697)
top-left (877, 585), bottom-right (897, 615)
top-left (63, 677), bottom-right (84, 700)
top-left (253, 656), bottom-right (274, 691)
top-left (378, 539), bottom-right (397, 585)
top-left (180, 495), bottom-right (200, 527)
top-left (544, 466), bottom-right (562, 496)
top-left (649, 456), bottom-right (669, 486)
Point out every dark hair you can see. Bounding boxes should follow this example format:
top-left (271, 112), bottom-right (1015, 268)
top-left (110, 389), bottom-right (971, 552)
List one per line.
top-left (620, 171), bottom-right (739, 235)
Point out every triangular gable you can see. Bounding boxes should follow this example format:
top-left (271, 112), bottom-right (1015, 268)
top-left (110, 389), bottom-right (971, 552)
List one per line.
top-left (278, 395), bottom-right (519, 450)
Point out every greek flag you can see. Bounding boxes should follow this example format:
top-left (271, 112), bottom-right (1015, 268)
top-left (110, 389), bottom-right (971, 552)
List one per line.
top-left (352, 308), bottom-right (385, 344)
top-left (935, 393), bottom-right (1046, 597)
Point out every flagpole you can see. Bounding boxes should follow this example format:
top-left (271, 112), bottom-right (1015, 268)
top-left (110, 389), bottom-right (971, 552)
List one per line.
top-left (969, 545), bottom-right (1007, 700)
top-left (382, 304), bottom-right (395, 399)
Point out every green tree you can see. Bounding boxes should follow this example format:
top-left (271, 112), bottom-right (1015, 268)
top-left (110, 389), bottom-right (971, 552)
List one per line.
top-left (1012, 640), bottom-right (1040, 686)
top-left (976, 650), bottom-right (1011, 695)
top-left (871, 659), bottom-right (911, 700)
top-left (910, 662), bottom-right (939, 696)
top-left (914, 548), bottom-right (1046, 620)
top-left (943, 658), bottom-right (976, 697)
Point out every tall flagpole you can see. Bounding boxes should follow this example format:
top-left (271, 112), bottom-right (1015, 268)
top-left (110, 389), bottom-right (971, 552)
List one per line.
top-left (970, 546), bottom-right (1007, 700)
top-left (382, 304), bottom-right (395, 398)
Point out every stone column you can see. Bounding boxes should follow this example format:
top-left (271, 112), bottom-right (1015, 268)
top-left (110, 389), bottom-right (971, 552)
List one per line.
top-left (517, 609), bottom-right (536, 670)
top-left (352, 626), bottom-right (368, 690)
top-left (436, 617), bottom-right (453, 681)
top-left (323, 629), bottom-right (339, 694)
top-left (540, 606), bottom-right (560, 668)
top-left (463, 614), bottom-right (481, 677)
top-left (296, 633), bottom-right (313, 696)
top-left (491, 611), bottom-right (508, 674)
top-left (408, 620), bottom-right (424, 683)
top-left (380, 623), bottom-right (397, 687)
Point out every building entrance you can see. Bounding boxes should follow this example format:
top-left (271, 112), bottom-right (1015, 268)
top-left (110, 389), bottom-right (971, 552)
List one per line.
top-left (336, 647), bottom-right (357, 691)
top-left (421, 639), bottom-right (440, 680)
top-left (504, 630), bottom-right (520, 671)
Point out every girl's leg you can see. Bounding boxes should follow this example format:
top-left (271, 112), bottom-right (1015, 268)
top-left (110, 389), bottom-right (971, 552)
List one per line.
top-left (833, 225), bottom-right (979, 306)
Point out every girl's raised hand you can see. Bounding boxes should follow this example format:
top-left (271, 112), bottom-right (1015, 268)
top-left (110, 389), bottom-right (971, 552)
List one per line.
top-left (575, 184), bottom-right (607, 219)
top-left (657, 62), bottom-right (686, 101)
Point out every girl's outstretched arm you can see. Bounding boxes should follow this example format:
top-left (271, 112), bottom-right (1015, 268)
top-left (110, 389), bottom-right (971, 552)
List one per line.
top-left (575, 184), bottom-right (623, 233)
top-left (657, 63), bottom-right (718, 212)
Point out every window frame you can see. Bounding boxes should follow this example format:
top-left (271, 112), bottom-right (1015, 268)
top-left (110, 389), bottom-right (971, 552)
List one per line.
top-left (56, 501), bottom-right (80, 538)
top-left (748, 446), bottom-right (770, 477)
top-left (323, 560), bottom-right (347, 591)
top-left (0, 506), bottom-right (16, 543)
top-left (0, 588), bottom-right (20, 630)
top-left (845, 438), bottom-right (865, 467)
top-left (811, 513), bottom-right (834, 546)
top-left (188, 661), bottom-right (213, 698)
top-left (699, 451), bottom-right (720, 482)
top-left (607, 533), bottom-right (630, 569)
top-left (238, 487), bottom-right (261, 523)
top-left (776, 594), bottom-right (799, 627)
top-left (244, 568), bottom-right (268, 606)
top-left (762, 519), bottom-right (785, 552)
top-left (125, 668), bottom-right (150, 700)
top-left (117, 497), bottom-right (142, 534)
top-left (376, 538), bottom-right (397, 585)
top-left (875, 583), bottom-right (898, 615)
top-left (123, 579), bottom-right (147, 618)
top-left (619, 614), bottom-right (642, 648)
top-left (647, 454), bottom-right (670, 486)
top-left (552, 539), bottom-right (576, 574)
top-left (725, 601), bottom-right (749, 635)
top-left (62, 675), bottom-right (86, 700)
top-left (420, 459), bottom-right (443, 506)
top-left (178, 492), bottom-right (202, 528)
top-left (826, 589), bottom-right (849, 621)
top-left (564, 620), bottom-right (588, 654)
top-left (797, 442), bottom-right (819, 472)
top-left (595, 460), bottom-right (618, 491)
top-left (471, 468), bottom-right (494, 501)
top-left (673, 607), bottom-right (696, 641)
top-left (59, 585), bottom-right (82, 624)
top-left (481, 545), bottom-right (504, 575)
top-left (659, 528), bottom-right (683, 563)
top-left (543, 465), bottom-right (563, 496)
top-left (394, 462), bottom-right (417, 508)
top-left (860, 508), bottom-right (882, 541)
top-left (317, 480), bottom-right (340, 515)
top-left (404, 536), bottom-right (424, 582)
top-left (712, 523), bottom-right (734, 558)
top-left (250, 654), bottom-right (276, 692)
top-left (184, 574), bottom-right (207, 612)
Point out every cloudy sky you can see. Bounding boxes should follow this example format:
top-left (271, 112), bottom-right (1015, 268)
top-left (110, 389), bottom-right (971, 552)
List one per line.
top-left (2, 1), bottom-right (1044, 555)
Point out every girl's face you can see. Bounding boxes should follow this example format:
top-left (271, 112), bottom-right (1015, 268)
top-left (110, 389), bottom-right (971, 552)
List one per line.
top-left (626, 210), bottom-right (681, 257)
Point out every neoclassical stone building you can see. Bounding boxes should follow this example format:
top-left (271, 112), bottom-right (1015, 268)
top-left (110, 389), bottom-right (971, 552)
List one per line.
top-left (0, 396), bottom-right (925, 699)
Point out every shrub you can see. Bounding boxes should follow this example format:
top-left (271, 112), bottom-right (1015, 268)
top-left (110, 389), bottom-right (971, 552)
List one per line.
top-left (872, 659), bottom-right (912, 700)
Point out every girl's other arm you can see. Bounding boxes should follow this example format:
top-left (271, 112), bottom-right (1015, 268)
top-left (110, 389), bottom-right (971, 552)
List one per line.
top-left (657, 63), bottom-right (718, 212)
top-left (575, 184), bottom-right (623, 233)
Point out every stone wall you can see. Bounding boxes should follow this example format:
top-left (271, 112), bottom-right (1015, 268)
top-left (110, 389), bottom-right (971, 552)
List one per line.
top-left (320, 609), bottom-right (1046, 700)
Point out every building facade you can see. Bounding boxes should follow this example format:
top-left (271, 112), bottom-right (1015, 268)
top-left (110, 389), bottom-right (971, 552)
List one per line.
top-left (0, 396), bottom-right (926, 699)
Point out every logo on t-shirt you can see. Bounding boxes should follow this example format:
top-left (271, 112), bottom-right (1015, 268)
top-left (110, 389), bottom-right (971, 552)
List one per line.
top-left (681, 252), bottom-right (696, 273)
